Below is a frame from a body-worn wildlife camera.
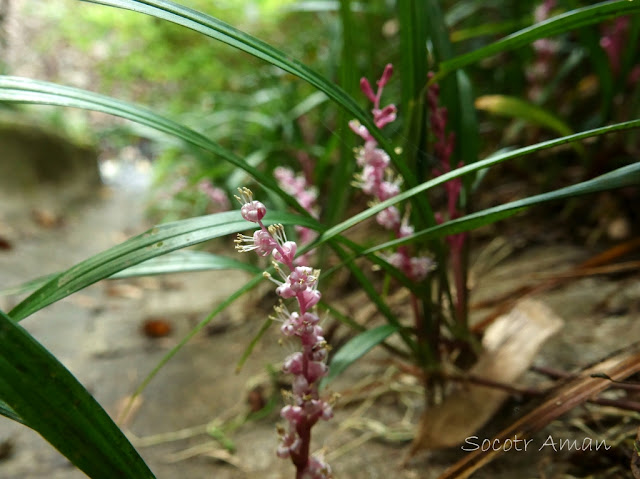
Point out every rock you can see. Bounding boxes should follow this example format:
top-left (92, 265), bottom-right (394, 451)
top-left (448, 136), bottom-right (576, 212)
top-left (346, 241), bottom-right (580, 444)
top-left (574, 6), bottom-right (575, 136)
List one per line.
top-left (0, 115), bottom-right (100, 195)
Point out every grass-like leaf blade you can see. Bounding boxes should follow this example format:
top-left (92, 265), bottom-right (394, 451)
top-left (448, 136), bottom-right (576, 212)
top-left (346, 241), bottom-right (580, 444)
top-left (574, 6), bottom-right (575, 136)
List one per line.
top-left (109, 251), bottom-right (262, 277)
top-left (9, 211), bottom-right (315, 322)
top-left (0, 251), bottom-right (260, 298)
top-left (322, 324), bottom-right (398, 388)
top-left (437, 0), bottom-right (640, 78)
top-left (365, 161), bottom-right (640, 252)
top-left (0, 76), bottom-right (304, 213)
top-left (475, 95), bottom-right (574, 137)
top-left (0, 309), bottom-right (155, 478)
top-left (0, 398), bottom-right (24, 425)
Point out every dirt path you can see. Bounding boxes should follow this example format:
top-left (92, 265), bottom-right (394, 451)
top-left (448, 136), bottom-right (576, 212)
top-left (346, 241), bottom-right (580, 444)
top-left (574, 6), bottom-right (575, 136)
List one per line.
top-left (0, 178), bottom-right (261, 478)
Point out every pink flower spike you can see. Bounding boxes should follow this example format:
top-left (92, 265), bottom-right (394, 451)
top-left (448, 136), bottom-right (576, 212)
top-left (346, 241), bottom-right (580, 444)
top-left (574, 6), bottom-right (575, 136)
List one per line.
top-left (233, 187), bottom-right (332, 477)
top-left (360, 77), bottom-right (377, 103)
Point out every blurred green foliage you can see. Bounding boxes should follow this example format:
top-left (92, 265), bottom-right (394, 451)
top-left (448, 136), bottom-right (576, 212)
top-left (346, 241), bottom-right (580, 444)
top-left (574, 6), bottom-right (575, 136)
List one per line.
top-left (16, 0), bottom-right (640, 222)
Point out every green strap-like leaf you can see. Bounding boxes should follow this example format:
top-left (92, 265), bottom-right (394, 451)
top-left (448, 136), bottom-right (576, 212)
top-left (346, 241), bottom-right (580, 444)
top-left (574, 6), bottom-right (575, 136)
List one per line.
top-left (0, 309), bottom-right (154, 478)
top-left (475, 94), bottom-right (584, 155)
top-left (365, 161), bottom-right (640, 253)
top-left (9, 210), bottom-right (315, 322)
top-left (437, 0), bottom-right (640, 79)
top-left (322, 324), bottom-right (398, 388)
top-left (0, 76), bottom-right (304, 214)
top-left (0, 251), bottom-right (261, 298)
top-left (109, 250), bottom-right (262, 277)
top-left (317, 120), bottom-right (640, 244)
top-left (475, 95), bottom-right (574, 137)
top-left (0, 398), bottom-right (24, 425)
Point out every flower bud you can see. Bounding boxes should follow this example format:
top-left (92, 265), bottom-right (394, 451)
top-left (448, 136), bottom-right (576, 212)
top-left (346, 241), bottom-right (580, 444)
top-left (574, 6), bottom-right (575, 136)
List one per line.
top-left (240, 200), bottom-right (267, 223)
top-left (283, 352), bottom-right (303, 375)
top-left (307, 361), bottom-right (328, 383)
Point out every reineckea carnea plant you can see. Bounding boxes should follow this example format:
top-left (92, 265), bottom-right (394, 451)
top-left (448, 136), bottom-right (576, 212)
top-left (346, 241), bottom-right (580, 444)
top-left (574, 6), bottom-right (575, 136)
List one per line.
top-left (0, 1), bottom-right (639, 478)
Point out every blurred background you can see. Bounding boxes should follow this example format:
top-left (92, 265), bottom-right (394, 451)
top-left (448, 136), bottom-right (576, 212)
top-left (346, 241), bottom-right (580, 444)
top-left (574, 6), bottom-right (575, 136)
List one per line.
top-left (2, 0), bottom-right (638, 242)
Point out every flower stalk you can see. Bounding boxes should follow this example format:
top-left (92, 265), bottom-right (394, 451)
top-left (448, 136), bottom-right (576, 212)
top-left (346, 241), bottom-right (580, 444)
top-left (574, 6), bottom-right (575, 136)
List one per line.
top-left (426, 74), bottom-right (467, 327)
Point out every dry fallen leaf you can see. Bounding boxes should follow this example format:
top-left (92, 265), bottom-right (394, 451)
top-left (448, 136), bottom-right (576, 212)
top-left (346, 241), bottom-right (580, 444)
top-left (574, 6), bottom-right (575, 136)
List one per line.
top-left (408, 299), bottom-right (563, 455)
top-left (439, 343), bottom-right (640, 479)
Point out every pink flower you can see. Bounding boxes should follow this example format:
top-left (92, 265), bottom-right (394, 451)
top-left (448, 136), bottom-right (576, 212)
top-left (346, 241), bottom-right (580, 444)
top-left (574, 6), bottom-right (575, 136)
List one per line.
top-left (359, 77), bottom-right (377, 104)
top-left (281, 404), bottom-right (304, 424)
top-left (273, 240), bottom-right (297, 265)
top-left (302, 456), bottom-right (332, 479)
top-left (409, 256), bottom-right (435, 281)
top-left (377, 63), bottom-right (393, 88)
top-left (378, 181), bottom-right (400, 201)
top-left (288, 266), bottom-right (318, 292)
top-left (376, 206), bottom-right (401, 230)
top-left (356, 142), bottom-right (390, 168)
top-left (235, 187), bottom-right (266, 223)
top-left (373, 104), bottom-right (397, 129)
top-left (349, 119), bottom-right (373, 142)
top-left (234, 229), bottom-right (276, 256)
top-left (198, 179), bottom-right (230, 211)
top-left (283, 353), bottom-right (304, 376)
